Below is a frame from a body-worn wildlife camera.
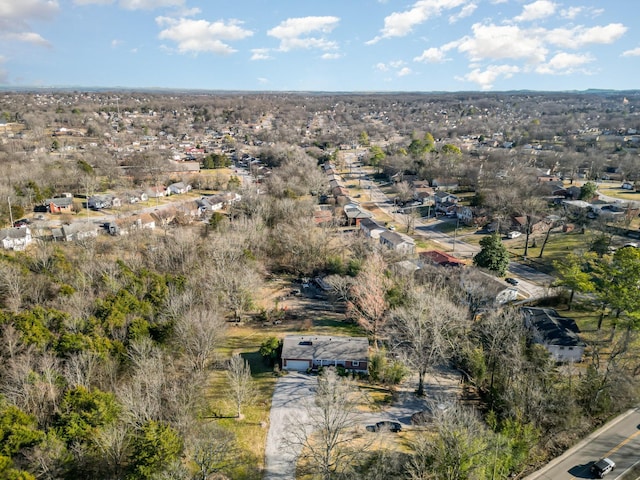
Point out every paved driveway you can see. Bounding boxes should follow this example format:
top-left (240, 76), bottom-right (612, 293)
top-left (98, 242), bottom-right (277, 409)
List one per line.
top-left (262, 369), bottom-right (461, 479)
top-left (263, 372), bottom-right (317, 480)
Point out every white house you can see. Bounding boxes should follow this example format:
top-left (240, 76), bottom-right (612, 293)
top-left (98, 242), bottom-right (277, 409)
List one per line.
top-left (521, 307), bottom-right (585, 362)
top-left (167, 182), bottom-right (192, 195)
top-left (0, 227), bottom-right (33, 251)
top-left (379, 230), bottom-right (416, 254)
top-left (359, 218), bottom-right (386, 239)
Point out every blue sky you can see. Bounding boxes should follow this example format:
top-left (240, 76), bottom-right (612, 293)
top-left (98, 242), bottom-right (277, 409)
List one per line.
top-left (1, 0), bottom-right (638, 91)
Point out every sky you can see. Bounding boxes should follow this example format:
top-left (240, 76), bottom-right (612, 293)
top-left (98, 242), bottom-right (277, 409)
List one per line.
top-left (1, 0), bottom-right (639, 92)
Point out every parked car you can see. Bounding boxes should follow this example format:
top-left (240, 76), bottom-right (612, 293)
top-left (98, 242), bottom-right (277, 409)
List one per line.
top-left (13, 219), bottom-right (31, 227)
top-left (368, 421), bottom-right (402, 433)
top-left (505, 277), bottom-right (519, 286)
top-left (506, 231), bottom-right (522, 239)
top-left (590, 458), bottom-right (615, 478)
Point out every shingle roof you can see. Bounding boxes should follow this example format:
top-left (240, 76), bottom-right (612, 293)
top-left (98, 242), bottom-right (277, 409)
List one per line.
top-left (521, 307), bottom-right (585, 347)
top-left (282, 335), bottom-right (369, 362)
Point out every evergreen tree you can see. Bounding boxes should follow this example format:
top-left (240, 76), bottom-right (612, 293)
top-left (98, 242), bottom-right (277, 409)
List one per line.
top-left (473, 233), bottom-right (510, 276)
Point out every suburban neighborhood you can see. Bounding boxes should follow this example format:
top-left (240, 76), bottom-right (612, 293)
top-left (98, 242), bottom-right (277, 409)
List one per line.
top-left (0, 90), bottom-right (639, 480)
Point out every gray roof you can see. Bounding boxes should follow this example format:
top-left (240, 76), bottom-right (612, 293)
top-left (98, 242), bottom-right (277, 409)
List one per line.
top-left (47, 197), bottom-right (73, 207)
top-left (521, 307), bottom-right (586, 347)
top-left (380, 230), bottom-right (415, 246)
top-left (0, 227), bottom-right (30, 240)
top-left (281, 335), bottom-right (369, 362)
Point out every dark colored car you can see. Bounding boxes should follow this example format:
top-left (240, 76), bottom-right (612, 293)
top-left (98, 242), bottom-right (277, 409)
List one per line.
top-left (374, 421), bottom-right (402, 432)
top-left (13, 219), bottom-right (31, 227)
top-left (590, 458), bottom-right (615, 478)
top-left (505, 277), bottom-right (519, 286)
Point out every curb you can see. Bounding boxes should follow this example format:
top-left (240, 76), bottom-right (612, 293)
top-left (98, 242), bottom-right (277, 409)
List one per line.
top-left (523, 407), bottom-right (639, 480)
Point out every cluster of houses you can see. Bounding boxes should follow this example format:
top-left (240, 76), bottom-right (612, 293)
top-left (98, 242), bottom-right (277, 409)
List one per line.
top-left (0, 182), bottom-right (242, 248)
top-left (278, 305), bottom-right (586, 374)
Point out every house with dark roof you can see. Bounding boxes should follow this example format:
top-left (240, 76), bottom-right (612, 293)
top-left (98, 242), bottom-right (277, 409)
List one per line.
top-left (359, 218), bottom-right (386, 239)
top-left (46, 197), bottom-right (74, 214)
top-left (521, 307), bottom-right (585, 362)
top-left (52, 223), bottom-right (99, 242)
top-left (281, 335), bottom-right (369, 373)
top-left (0, 227), bottom-right (32, 251)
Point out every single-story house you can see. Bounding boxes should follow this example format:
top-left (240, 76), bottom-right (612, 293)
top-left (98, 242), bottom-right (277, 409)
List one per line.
top-left (359, 218), bottom-right (386, 239)
top-left (124, 191), bottom-right (149, 204)
top-left (88, 194), bottom-right (121, 210)
top-left (344, 203), bottom-right (373, 226)
top-left (0, 227), bottom-right (33, 251)
top-left (146, 186), bottom-right (168, 198)
top-left (379, 230), bottom-right (415, 254)
top-left (419, 250), bottom-right (465, 267)
top-left (281, 335), bottom-right (369, 373)
top-left (434, 191), bottom-right (459, 204)
top-left (52, 223), bottom-right (99, 242)
top-left (167, 182), bottom-right (192, 195)
top-left (108, 213), bottom-right (156, 235)
top-left (521, 307), bottom-right (585, 362)
top-left (46, 197), bottom-right (74, 214)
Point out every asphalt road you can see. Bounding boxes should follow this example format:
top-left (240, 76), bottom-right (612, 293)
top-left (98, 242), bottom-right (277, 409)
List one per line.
top-left (524, 408), bottom-right (640, 480)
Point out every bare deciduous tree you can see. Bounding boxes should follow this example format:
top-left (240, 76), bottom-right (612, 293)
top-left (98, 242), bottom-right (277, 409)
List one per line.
top-left (226, 354), bottom-right (254, 419)
top-left (174, 307), bottom-right (226, 372)
top-left (347, 252), bottom-right (389, 348)
top-left (390, 285), bottom-right (467, 396)
top-left (288, 369), bottom-right (368, 480)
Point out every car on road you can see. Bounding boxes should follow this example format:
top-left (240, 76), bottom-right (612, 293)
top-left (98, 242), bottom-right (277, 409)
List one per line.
top-left (590, 457), bottom-right (615, 478)
top-left (505, 277), bottom-right (519, 286)
top-left (367, 421), bottom-right (402, 433)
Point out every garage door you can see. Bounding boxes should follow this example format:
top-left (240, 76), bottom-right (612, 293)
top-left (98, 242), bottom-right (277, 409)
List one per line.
top-left (284, 359), bottom-right (310, 371)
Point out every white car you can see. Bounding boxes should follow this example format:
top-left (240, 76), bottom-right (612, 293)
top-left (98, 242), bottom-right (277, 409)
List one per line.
top-left (507, 231), bottom-right (522, 239)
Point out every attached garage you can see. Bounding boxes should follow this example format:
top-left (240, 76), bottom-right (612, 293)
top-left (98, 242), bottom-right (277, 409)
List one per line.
top-left (283, 359), bottom-right (311, 371)
top-left (281, 335), bottom-right (369, 373)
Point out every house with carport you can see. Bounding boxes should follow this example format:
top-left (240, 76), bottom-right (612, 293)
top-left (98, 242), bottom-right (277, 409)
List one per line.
top-left (281, 335), bottom-right (369, 373)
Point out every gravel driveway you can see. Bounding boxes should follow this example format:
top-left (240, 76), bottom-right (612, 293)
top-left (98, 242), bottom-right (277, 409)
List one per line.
top-left (263, 372), bottom-right (317, 480)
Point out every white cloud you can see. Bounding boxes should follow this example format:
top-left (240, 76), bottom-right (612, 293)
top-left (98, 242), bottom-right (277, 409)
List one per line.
top-left (513, 0), bottom-right (557, 23)
top-left (111, 39), bottom-right (123, 48)
top-left (0, 1), bottom-right (59, 20)
top-left (375, 63), bottom-right (389, 72)
top-left (120, 0), bottom-right (183, 9)
top-left (622, 47), bottom-right (640, 57)
top-left (250, 48), bottom-right (272, 60)
top-left (73, 0), bottom-right (112, 5)
top-left (0, 0), bottom-right (58, 48)
top-left (268, 16), bottom-right (340, 52)
top-left (156, 17), bottom-right (253, 55)
top-left (257, 77), bottom-right (268, 84)
top-left (457, 23), bottom-right (547, 63)
top-left (546, 23), bottom-right (627, 49)
top-left (535, 52), bottom-right (593, 74)
top-left (321, 53), bottom-right (342, 60)
top-left (449, 3), bottom-right (477, 23)
top-left (459, 64), bottom-right (519, 90)
top-left (397, 67), bottom-right (412, 76)
top-left (414, 47), bottom-right (447, 63)
top-left (3, 32), bottom-right (51, 47)
top-left (560, 6), bottom-right (581, 19)
top-left (367, 0), bottom-right (467, 44)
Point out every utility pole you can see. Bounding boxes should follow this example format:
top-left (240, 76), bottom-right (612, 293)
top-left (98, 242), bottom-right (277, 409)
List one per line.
top-left (8, 197), bottom-right (14, 226)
